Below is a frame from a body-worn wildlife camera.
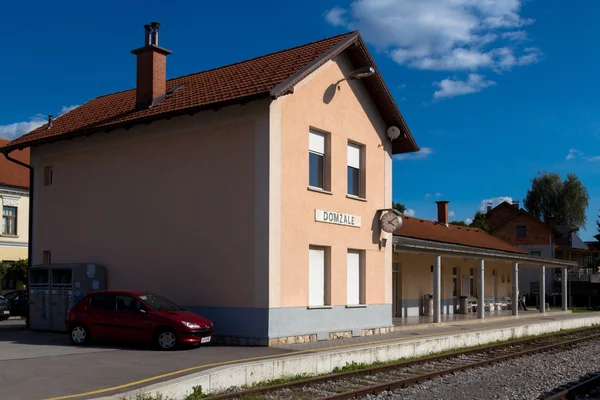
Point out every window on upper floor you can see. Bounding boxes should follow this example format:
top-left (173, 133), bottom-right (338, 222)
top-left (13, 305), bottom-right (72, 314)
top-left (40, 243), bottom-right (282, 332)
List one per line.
top-left (530, 251), bottom-right (541, 257)
top-left (309, 130), bottom-right (327, 190)
top-left (44, 166), bottom-right (53, 186)
top-left (2, 206), bottom-right (17, 235)
top-left (347, 142), bottom-right (364, 197)
top-left (517, 225), bottom-right (527, 238)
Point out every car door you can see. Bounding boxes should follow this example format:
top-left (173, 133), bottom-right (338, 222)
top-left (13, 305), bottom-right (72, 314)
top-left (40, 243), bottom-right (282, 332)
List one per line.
top-left (88, 294), bottom-right (118, 339)
top-left (115, 295), bottom-right (153, 341)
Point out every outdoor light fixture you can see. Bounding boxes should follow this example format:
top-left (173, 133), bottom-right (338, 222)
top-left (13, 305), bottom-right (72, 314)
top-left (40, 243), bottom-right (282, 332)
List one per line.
top-left (335, 66), bottom-right (375, 87)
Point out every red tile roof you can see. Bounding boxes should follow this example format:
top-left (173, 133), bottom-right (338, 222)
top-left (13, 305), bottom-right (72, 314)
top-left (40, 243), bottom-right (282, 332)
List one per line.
top-left (2, 31), bottom-right (418, 154)
top-left (394, 216), bottom-right (527, 254)
top-left (0, 139), bottom-right (29, 189)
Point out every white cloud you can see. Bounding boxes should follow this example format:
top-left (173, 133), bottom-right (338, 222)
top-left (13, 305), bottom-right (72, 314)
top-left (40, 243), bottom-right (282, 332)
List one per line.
top-left (566, 148), bottom-right (600, 162)
top-left (0, 105), bottom-right (80, 141)
top-left (435, 192), bottom-right (442, 197)
top-left (566, 149), bottom-right (583, 160)
top-left (404, 209), bottom-right (416, 217)
top-left (325, 7), bottom-right (347, 26)
top-left (60, 105), bottom-right (79, 114)
top-left (449, 210), bottom-right (456, 217)
top-left (325, 0), bottom-right (537, 71)
top-left (394, 147), bottom-right (432, 161)
top-left (325, 0), bottom-right (540, 97)
top-left (502, 30), bottom-right (529, 42)
top-left (466, 218), bottom-right (473, 224)
top-left (433, 74), bottom-right (496, 99)
top-left (425, 193), bottom-right (432, 199)
top-left (0, 117), bottom-right (46, 141)
top-left (478, 196), bottom-right (514, 212)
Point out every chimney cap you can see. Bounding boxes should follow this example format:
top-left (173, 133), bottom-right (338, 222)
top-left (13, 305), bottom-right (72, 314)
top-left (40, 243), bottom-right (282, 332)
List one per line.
top-left (435, 200), bottom-right (449, 204)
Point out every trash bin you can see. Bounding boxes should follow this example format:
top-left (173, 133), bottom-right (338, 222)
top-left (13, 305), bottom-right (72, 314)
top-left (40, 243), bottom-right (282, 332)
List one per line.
top-left (423, 294), bottom-right (433, 316)
top-left (459, 296), bottom-right (469, 314)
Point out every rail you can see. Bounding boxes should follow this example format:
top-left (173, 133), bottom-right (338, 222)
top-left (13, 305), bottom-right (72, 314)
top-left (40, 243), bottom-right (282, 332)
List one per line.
top-left (208, 326), bottom-right (600, 400)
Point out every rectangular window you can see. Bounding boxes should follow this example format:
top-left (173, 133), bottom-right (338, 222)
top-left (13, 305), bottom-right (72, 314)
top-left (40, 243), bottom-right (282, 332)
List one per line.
top-left (309, 130), bottom-right (326, 189)
top-left (347, 250), bottom-right (363, 305)
top-left (90, 294), bottom-right (116, 311)
top-left (309, 247), bottom-right (327, 307)
top-left (347, 143), bottom-right (361, 196)
top-left (44, 167), bottom-right (53, 186)
top-left (517, 226), bottom-right (526, 238)
top-left (530, 251), bottom-right (541, 257)
top-left (43, 251), bottom-right (52, 264)
top-left (2, 206), bottom-right (17, 235)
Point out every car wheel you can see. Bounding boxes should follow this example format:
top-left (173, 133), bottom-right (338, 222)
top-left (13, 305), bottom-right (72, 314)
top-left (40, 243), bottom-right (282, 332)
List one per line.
top-left (155, 328), bottom-right (178, 350)
top-left (70, 324), bottom-right (90, 345)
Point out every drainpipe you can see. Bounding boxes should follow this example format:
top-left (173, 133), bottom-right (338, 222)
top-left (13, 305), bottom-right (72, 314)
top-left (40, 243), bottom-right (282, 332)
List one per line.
top-left (2, 152), bottom-right (33, 271)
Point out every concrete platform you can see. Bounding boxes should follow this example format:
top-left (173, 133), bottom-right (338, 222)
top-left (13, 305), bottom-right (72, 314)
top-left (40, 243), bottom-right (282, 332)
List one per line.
top-left (91, 312), bottom-right (600, 400)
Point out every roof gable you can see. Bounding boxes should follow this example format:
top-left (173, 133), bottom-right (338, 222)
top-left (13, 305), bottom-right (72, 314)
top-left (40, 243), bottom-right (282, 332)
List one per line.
top-left (2, 32), bottom-right (418, 155)
top-left (394, 216), bottom-right (527, 254)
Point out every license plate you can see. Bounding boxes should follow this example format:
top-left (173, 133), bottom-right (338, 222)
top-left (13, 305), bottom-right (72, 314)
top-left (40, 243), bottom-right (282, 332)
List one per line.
top-left (201, 336), bottom-right (211, 344)
top-left (3, 311), bottom-right (9, 314)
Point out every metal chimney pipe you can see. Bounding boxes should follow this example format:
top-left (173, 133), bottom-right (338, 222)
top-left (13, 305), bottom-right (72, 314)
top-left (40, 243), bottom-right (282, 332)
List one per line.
top-left (47, 114), bottom-right (53, 129)
top-left (150, 22), bottom-right (160, 46)
top-left (144, 24), bottom-right (152, 46)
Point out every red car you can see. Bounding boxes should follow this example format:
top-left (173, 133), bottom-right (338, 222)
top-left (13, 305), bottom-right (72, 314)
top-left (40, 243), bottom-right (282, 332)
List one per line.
top-left (65, 290), bottom-right (213, 350)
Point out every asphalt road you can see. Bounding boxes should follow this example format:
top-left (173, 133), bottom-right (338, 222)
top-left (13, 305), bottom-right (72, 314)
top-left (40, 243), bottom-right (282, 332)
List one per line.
top-left (0, 319), bottom-right (291, 400)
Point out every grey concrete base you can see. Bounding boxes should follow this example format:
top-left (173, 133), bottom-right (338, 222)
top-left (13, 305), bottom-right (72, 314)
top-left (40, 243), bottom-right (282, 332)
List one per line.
top-left (186, 304), bottom-right (392, 344)
top-left (97, 313), bottom-right (600, 400)
top-left (269, 304), bottom-right (391, 340)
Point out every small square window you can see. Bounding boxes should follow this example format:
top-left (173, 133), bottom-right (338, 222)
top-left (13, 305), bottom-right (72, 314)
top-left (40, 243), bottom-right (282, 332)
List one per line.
top-left (517, 226), bottom-right (526, 238)
top-left (44, 166), bottom-right (53, 186)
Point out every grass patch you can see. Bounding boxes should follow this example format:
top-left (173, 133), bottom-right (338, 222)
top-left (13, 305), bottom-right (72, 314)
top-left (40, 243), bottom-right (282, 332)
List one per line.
top-left (571, 307), bottom-right (600, 313)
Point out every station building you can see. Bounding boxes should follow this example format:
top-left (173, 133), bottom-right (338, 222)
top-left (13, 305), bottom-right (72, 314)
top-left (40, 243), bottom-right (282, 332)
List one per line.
top-left (2, 25), bottom-right (576, 344)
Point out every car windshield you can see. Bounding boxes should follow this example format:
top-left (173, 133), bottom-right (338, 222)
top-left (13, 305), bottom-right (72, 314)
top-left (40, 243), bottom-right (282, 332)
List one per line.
top-left (4, 292), bottom-right (17, 301)
top-left (138, 293), bottom-right (181, 312)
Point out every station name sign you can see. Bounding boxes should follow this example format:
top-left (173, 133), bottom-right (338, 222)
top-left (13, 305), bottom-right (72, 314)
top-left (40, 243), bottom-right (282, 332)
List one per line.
top-left (315, 209), bottom-right (361, 228)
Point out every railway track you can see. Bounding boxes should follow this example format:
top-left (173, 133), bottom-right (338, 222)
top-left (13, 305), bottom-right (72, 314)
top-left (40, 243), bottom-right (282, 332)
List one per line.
top-left (544, 372), bottom-right (600, 399)
top-left (208, 326), bottom-right (600, 400)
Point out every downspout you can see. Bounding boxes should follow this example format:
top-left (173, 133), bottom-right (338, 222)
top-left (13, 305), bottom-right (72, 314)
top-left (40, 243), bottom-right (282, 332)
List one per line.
top-left (2, 151), bottom-right (33, 270)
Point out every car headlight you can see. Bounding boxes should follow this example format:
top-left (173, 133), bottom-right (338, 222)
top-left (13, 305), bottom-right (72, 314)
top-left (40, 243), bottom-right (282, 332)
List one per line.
top-left (182, 321), bottom-right (201, 329)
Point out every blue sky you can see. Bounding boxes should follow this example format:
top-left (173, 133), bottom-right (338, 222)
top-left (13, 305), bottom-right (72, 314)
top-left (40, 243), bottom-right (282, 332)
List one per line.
top-left (1, 0), bottom-right (599, 240)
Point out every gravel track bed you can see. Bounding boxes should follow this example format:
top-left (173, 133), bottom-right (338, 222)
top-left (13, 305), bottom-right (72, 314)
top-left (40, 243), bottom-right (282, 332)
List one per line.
top-left (363, 340), bottom-right (600, 400)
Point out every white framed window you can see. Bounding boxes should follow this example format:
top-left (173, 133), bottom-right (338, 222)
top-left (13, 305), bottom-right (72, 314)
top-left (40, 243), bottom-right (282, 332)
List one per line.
top-left (347, 142), bottom-right (362, 197)
top-left (309, 130), bottom-right (326, 189)
top-left (347, 250), bottom-right (363, 305)
top-left (309, 246), bottom-right (328, 307)
top-left (2, 206), bottom-right (17, 235)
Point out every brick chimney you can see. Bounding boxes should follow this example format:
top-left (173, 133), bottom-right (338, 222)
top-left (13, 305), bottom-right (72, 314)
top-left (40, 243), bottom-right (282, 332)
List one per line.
top-left (436, 201), bottom-right (449, 226)
top-left (131, 22), bottom-right (172, 110)
top-left (486, 202), bottom-right (492, 212)
top-left (512, 200), bottom-right (520, 209)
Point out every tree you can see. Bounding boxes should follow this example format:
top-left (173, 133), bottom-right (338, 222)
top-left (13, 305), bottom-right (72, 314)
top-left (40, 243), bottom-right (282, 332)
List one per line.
top-left (523, 171), bottom-right (590, 228)
top-left (469, 211), bottom-right (489, 233)
top-left (0, 259), bottom-right (28, 286)
top-left (392, 202), bottom-right (406, 214)
top-left (450, 221), bottom-right (468, 227)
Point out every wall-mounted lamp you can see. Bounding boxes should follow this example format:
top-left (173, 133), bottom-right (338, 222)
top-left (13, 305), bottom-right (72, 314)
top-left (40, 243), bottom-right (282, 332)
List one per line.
top-left (335, 66), bottom-right (375, 88)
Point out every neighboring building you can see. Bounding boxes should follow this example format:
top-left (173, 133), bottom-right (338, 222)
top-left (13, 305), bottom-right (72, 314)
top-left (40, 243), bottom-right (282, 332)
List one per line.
top-left (1, 26), bottom-right (420, 344)
top-left (485, 201), bottom-right (561, 297)
top-left (0, 139), bottom-right (29, 294)
top-left (392, 201), bottom-right (572, 320)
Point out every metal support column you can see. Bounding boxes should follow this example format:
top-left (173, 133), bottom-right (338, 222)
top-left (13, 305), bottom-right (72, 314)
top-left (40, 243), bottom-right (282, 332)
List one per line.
top-left (539, 265), bottom-right (546, 313)
top-left (433, 255), bottom-right (441, 323)
top-left (512, 262), bottom-right (519, 316)
top-left (562, 267), bottom-right (568, 311)
top-left (477, 259), bottom-right (485, 319)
